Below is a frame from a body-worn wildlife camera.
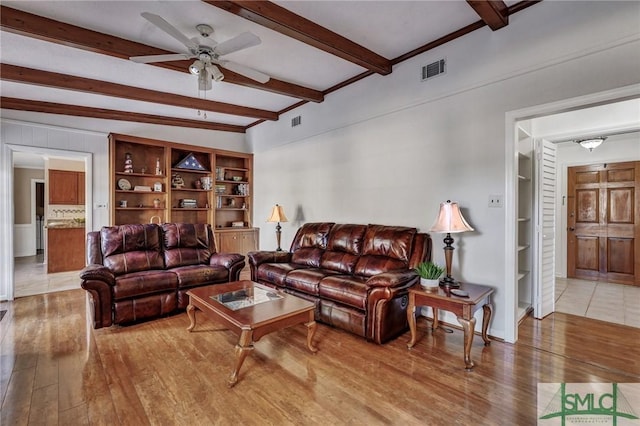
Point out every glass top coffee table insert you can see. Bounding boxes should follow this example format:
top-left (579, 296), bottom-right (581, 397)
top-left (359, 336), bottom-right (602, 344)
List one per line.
top-left (186, 280), bottom-right (318, 387)
top-left (212, 285), bottom-right (283, 311)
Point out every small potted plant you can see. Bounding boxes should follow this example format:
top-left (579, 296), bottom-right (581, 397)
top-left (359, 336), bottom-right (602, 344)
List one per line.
top-left (414, 261), bottom-right (445, 290)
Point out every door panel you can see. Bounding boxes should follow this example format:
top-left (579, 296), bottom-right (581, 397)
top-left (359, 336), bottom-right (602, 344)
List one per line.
top-left (567, 161), bottom-right (639, 285)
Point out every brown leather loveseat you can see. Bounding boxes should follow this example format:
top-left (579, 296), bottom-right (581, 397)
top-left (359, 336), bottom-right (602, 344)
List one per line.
top-left (80, 223), bottom-right (245, 329)
top-left (248, 223), bottom-right (431, 343)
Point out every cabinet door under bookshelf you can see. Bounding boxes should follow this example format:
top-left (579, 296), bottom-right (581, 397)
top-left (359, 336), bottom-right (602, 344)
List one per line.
top-left (110, 134), bottom-right (168, 226)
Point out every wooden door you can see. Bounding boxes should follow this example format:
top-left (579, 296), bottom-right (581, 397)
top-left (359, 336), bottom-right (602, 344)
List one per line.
top-left (567, 161), bottom-right (639, 285)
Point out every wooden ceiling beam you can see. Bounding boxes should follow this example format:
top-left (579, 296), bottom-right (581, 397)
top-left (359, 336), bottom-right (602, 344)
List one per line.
top-left (0, 97), bottom-right (246, 133)
top-left (0, 6), bottom-right (323, 102)
top-left (466, 1), bottom-right (509, 30)
top-left (207, 1), bottom-right (392, 75)
top-left (0, 63), bottom-right (278, 121)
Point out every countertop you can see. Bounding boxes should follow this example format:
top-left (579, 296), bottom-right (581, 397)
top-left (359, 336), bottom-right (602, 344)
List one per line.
top-left (45, 219), bottom-right (86, 229)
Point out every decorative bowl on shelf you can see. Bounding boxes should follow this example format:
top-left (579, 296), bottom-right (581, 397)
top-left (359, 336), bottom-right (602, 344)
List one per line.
top-left (232, 176), bottom-right (243, 181)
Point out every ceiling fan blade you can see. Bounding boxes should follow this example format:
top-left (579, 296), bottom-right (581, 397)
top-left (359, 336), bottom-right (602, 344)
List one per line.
top-left (141, 12), bottom-right (198, 51)
top-left (219, 60), bottom-right (270, 84)
top-left (129, 53), bottom-right (191, 63)
top-left (213, 32), bottom-right (261, 56)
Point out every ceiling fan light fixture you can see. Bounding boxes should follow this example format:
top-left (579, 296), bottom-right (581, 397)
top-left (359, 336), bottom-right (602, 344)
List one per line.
top-left (198, 69), bottom-right (212, 91)
top-left (576, 136), bottom-right (607, 152)
top-left (189, 60), bottom-right (203, 75)
top-left (207, 64), bottom-right (224, 82)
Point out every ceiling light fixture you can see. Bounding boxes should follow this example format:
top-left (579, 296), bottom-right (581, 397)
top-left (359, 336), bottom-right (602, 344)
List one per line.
top-left (575, 136), bottom-right (607, 152)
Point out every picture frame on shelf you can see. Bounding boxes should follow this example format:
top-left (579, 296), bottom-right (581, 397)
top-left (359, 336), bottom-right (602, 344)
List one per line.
top-left (153, 182), bottom-right (163, 192)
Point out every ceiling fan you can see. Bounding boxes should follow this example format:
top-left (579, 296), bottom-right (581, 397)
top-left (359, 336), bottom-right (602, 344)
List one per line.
top-left (130, 12), bottom-right (270, 90)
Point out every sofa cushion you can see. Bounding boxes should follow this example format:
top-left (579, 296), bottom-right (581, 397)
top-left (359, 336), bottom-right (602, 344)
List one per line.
top-left (318, 275), bottom-right (368, 310)
top-left (101, 224), bottom-right (164, 275)
top-left (162, 223), bottom-right (215, 268)
top-left (171, 264), bottom-right (228, 288)
top-left (320, 224), bottom-right (366, 274)
top-left (354, 225), bottom-right (416, 277)
top-left (256, 263), bottom-right (304, 286)
top-left (113, 269), bottom-right (178, 300)
top-left (290, 222), bottom-right (334, 252)
top-left (285, 268), bottom-right (340, 296)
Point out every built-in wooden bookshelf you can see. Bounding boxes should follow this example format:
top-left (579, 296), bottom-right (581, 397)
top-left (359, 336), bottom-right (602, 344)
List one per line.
top-left (109, 134), bottom-right (258, 255)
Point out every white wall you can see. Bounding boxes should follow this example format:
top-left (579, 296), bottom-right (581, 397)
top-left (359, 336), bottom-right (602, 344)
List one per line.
top-left (247, 1), bottom-right (640, 340)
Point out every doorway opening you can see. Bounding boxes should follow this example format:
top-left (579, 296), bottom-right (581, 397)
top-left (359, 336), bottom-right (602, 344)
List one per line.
top-left (504, 87), bottom-right (640, 343)
top-left (10, 148), bottom-right (91, 299)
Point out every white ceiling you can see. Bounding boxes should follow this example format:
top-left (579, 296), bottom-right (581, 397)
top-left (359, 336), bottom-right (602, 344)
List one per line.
top-left (1, 0), bottom-right (524, 130)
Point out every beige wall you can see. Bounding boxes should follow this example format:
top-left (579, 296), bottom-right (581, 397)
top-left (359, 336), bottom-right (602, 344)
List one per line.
top-left (47, 158), bottom-right (84, 171)
top-left (13, 168), bottom-right (44, 224)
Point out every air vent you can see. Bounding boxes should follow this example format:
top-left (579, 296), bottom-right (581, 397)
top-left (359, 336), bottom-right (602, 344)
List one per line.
top-left (291, 115), bottom-right (302, 127)
top-left (421, 59), bottom-right (446, 81)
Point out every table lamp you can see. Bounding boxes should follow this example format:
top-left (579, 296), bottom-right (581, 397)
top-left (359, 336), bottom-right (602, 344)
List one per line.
top-left (429, 200), bottom-right (474, 288)
top-left (267, 204), bottom-right (288, 251)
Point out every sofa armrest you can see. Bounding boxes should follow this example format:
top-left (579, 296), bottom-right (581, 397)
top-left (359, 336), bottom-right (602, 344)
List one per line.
top-left (247, 250), bottom-right (292, 266)
top-left (210, 253), bottom-right (246, 281)
top-left (80, 264), bottom-right (115, 329)
top-left (210, 253), bottom-right (245, 269)
top-left (365, 270), bottom-right (418, 289)
top-left (80, 264), bottom-right (116, 286)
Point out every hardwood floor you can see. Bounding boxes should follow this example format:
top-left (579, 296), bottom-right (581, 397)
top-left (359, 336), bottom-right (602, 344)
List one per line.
top-left (1, 289), bottom-right (639, 425)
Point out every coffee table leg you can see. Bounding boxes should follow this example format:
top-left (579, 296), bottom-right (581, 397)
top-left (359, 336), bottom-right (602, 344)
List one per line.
top-left (305, 320), bottom-right (319, 353)
top-left (228, 330), bottom-right (254, 388)
top-left (457, 316), bottom-right (477, 370)
top-left (482, 303), bottom-right (492, 345)
top-left (186, 304), bottom-right (196, 332)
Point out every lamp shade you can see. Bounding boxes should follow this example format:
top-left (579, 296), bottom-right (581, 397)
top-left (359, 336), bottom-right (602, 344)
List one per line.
top-left (429, 200), bottom-right (474, 234)
top-left (267, 204), bottom-right (288, 223)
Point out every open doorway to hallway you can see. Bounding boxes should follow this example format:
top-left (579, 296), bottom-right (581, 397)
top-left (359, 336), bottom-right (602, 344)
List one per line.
top-left (506, 91), bottom-right (640, 343)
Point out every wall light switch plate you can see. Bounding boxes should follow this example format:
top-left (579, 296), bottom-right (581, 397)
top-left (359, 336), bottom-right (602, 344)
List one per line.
top-left (488, 195), bottom-right (503, 208)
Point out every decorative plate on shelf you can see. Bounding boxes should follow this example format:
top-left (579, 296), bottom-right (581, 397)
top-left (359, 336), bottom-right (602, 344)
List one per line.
top-left (118, 178), bottom-right (131, 190)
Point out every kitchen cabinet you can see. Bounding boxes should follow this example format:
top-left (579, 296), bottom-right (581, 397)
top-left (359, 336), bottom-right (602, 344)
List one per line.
top-left (49, 170), bottom-right (85, 205)
top-left (47, 227), bottom-right (85, 273)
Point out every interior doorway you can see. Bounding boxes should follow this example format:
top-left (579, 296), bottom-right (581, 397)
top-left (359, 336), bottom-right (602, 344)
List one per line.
top-left (34, 179), bottom-right (45, 258)
top-left (504, 88), bottom-right (640, 344)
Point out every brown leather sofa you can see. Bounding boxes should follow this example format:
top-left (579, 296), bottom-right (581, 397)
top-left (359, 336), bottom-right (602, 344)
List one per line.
top-left (248, 223), bottom-right (431, 343)
top-left (80, 223), bottom-right (245, 329)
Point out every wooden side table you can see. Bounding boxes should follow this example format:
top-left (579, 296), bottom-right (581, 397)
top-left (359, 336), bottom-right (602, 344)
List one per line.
top-left (407, 282), bottom-right (494, 370)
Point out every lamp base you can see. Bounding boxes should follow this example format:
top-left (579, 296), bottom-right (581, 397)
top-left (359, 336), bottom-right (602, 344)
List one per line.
top-left (439, 276), bottom-right (461, 289)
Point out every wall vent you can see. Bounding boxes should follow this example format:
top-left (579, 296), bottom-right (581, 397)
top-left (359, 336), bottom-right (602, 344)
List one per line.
top-left (291, 115), bottom-right (302, 127)
top-left (421, 59), bottom-right (446, 81)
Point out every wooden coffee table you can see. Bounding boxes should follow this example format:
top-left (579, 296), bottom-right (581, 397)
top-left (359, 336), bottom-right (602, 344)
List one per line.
top-left (186, 280), bottom-right (318, 387)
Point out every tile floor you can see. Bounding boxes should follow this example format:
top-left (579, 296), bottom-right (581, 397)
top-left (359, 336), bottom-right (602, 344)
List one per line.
top-left (555, 277), bottom-right (640, 328)
top-left (13, 253), bottom-right (81, 298)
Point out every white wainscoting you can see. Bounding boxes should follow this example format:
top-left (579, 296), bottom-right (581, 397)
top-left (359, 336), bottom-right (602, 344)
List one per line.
top-left (14, 223), bottom-right (35, 257)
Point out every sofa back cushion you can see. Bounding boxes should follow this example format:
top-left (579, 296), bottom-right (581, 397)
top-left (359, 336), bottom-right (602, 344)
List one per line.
top-left (354, 225), bottom-right (417, 277)
top-left (162, 223), bottom-right (215, 268)
top-left (320, 224), bottom-right (367, 274)
top-left (290, 222), bottom-right (334, 268)
top-left (101, 224), bottom-right (164, 275)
